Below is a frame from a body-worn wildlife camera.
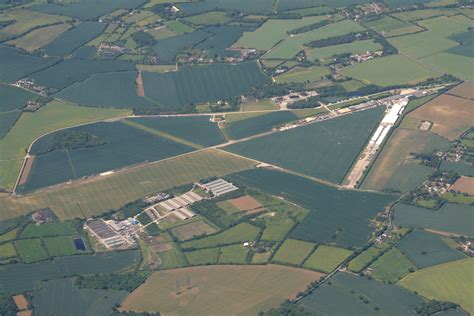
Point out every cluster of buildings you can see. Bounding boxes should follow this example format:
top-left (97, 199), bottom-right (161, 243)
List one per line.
top-left (143, 190), bottom-right (202, 222)
top-left (13, 78), bottom-right (48, 95)
top-left (350, 51), bottom-right (383, 63)
top-left (272, 91), bottom-right (318, 108)
top-left (85, 218), bottom-right (138, 249)
top-left (199, 178), bottom-right (239, 197)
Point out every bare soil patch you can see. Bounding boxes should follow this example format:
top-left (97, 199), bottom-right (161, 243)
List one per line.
top-left (450, 176), bottom-right (474, 195)
top-left (16, 311), bottom-right (32, 316)
top-left (136, 71), bottom-right (145, 97)
top-left (229, 195), bottom-right (264, 212)
top-left (171, 220), bottom-right (216, 241)
top-left (13, 294), bottom-right (28, 310)
top-left (17, 156), bottom-right (35, 186)
top-left (408, 94), bottom-right (474, 140)
top-left (447, 82), bottom-right (474, 100)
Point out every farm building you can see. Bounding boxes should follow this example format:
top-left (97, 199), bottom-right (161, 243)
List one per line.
top-left (201, 178), bottom-right (238, 196)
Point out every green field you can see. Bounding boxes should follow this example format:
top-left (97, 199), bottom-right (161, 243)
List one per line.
top-left (398, 258), bottom-right (474, 314)
top-left (299, 272), bottom-right (424, 315)
top-left (348, 243), bottom-right (390, 273)
top-left (0, 100), bottom-right (129, 190)
top-left (229, 169), bottom-right (397, 248)
top-left (151, 30), bottom-right (210, 63)
top-left (0, 83), bottom-right (36, 113)
top-left (341, 55), bottom-right (439, 87)
top-left (273, 239), bottom-right (315, 265)
top-left (181, 222), bottom-right (260, 250)
top-left (274, 66), bottom-right (330, 83)
top-left (226, 107), bottom-right (385, 183)
top-left (119, 265), bottom-right (324, 315)
top-left (164, 20), bottom-right (194, 34)
top-left (218, 244), bottom-right (249, 264)
top-left (234, 16), bottom-right (328, 51)
top-left (394, 203), bottom-right (474, 237)
top-left (20, 222), bottom-right (77, 238)
top-left (6, 23), bottom-right (72, 52)
top-left (0, 111), bottom-right (21, 140)
top-left (184, 11), bottom-right (232, 25)
top-left (43, 236), bottom-right (78, 257)
top-left (303, 245), bottom-right (352, 273)
top-left (306, 39), bottom-right (383, 61)
top-left (369, 248), bottom-right (416, 283)
top-left (396, 230), bottom-right (465, 268)
top-left (14, 238), bottom-right (49, 263)
top-left (185, 247), bottom-right (220, 265)
top-left (365, 16), bottom-right (422, 37)
top-left (33, 278), bottom-right (128, 316)
top-left (0, 242), bottom-right (16, 259)
top-left (0, 149), bottom-right (255, 221)
top-left (0, 250), bottom-right (140, 293)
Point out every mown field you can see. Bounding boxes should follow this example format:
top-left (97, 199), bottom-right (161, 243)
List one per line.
top-left (365, 16), bottom-right (423, 37)
top-left (273, 239), bottom-right (315, 265)
top-left (119, 265), bottom-right (324, 315)
top-left (303, 245), bottom-right (352, 273)
top-left (299, 272), bottom-right (424, 315)
top-left (274, 66), bottom-right (330, 83)
top-left (19, 120), bottom-right (194, 193)
top-left (369, 248), bottom-right (416, 283)
top-left (6, 23), bottom-right (72, 52)
top-left (142, 62), bottom-right (270, 108)
top-left (348, 243), bottom-right (390, 273)
top-left (32, 278), bottom-right (128, 316)
top-left (394, 203), bottom-right (474, 237)
top-left (228, 169), bottom-right (397, 248)
top-left (226, 107), bottom-right (385, 184)
top-left (306, 39), bottom-right (382, 61)
top-left (0, 250), bottom-right (140, 293)
top-left (399, 258), bottom-right (474, 314)
top-left (0, 149), bottom-right (255, 220)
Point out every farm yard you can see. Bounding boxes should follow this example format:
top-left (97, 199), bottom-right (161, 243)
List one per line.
top-left (0, 1), bottom-right (472, 314)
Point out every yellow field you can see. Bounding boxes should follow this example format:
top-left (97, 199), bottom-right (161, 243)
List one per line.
top-left (0, 149), bottom-right (256, 220)
top-left (7, 23), bottom-right (72, 52)
top-left (119, 265), bottom-right (324, 315)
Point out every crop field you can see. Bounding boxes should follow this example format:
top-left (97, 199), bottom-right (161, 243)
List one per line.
top-left (341, 55), bottom-right (439, 87)
top-left (6, 23), bottom-right (72, 52)
top-left (19, 120), bottom-right (194, 193)
top-left (0, 149), bottom-right (255, 220)
top-left (306, 40), bottom-right (382, 61)
top-left (0, 242), bottom-right (16, 259)
top-left (421, 52), bottom-right (473, 81)
top-left (303, 245), bottom-right (352, 273)
top-left (141, 62), bottom-right (270, 108)
top-left (407, 94), bottom-right (474, 140)
top-left (43, 236), bottom-right (78, 257)
top-left (348, 243), bottom-right (390, 273)
top-left (152, 30), bottom-right (211, 63)
top-left (184, 11), bottom-right (231, 25)
top-left (32, 278), bottom-right (128, 316)
top-left (0, 250), bottom-right (140, 293)
top-left (264, 19), bottom-right (364, 60)
top-left (0, 100), bottom-right (128, 191)
top-left (0, 84), bottom-right (36, 113)
top-left (0, 45), bottom-right (58, 83)
top-left (181, 222), bottom-right (260, 249)
top-left (218, 244), bottom-right (249, 264)
top-left (282, 5), bottom-right (333, 15)
top-left (164, 20), bottom-right (194, 34)
top-left (272, 239), bottom-right (315, 265)
top-left (228, 169), bottom-right (397, 248)
top-left (127, 116), bottom-right (226, 147)
top-left (274, 66), bottom-right (330, 83)
top-left (447, 29), bottom-right (474, 58)
top-left (364, 16), bottom-right (423, 37)
top-left (396, 230), bottom-right (465, 268)
top-left (369, 248), bottom-right (416, 283)
top-left (234, 16), bottom-right (328, 51)
top-left (363, 129), bottom-right (450, 192)
top-left (399, 258), bottom-right (474, 314)
top-left (43, 22), bottom-right (105, 57)
top-left (195, 25), bottom-right (250, 57)
top-left (240, 99), bottom-right (278, 111)
top-left (185, 247), bottom-right (220, 265)
top-left (440, 160), bottom-right (474, 177)
top-left (178, 0), bottom-right (273, 16)
top-left (394, 203), bottom-right (474, 237)
top-left (447, 82), bottom-right (474, 100)
top-left (226, 107), bottom-right (385, 184)
top-left (31, 0), bottom-right (146, 19)
top-left (14, 238), bottom-right (49, 263)
top-left (171, 219), bottom-right (216, 241)
top-left (20, 222), bottom-right (77, 238)
top-left (0, 111), bottom-right (20, 140)
top-left (29, 59), bottom-right (134, 90)
top-left (299, 272), bottom-right (424, 315)
top-left (392, 9), bottom-right (453, 22)
top-left (56, 71), bottom-right (157, 108)
top-left (0, 9), bottom-right (70, 41)
top-left (451, 176), bottom-right (474, 195)
top-left (225, 111), bottom-right (298, 140)
top-left (119, 265), bottom-right (323, 315)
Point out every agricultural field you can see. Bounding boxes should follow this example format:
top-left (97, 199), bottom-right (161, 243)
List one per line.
top-left (447, 82), bottom-right (474, 100)
top-left (228, 169), bottom-right (397, 248)
top-left (399, 258), bottom-right (474, 314)
top-left (184, 11), bottom-right (232, 26)
top-left (14, 238), bottom-right (49, 263)
top-left (303, 245), bottom-right (352, 273)
top-left (274, 66), bottom-right (330, 83)
top-left (272, 239), bottom-right (315, 265)
top-left (299, 272), bottom-right (425, 315)
top-left (43, 236), bottom-right (79, 257)
top-left (396, 230), bottom-right (465, 268)
top-left (218, 244), bottom-right (249, 264)
top-left (226, 107), bottom-right (385, 184)
top-left (185, 247), bottom-right (220, 265)
top-left (119, 265), bottom-right (324, 315)
top-left (341, 55), bottom-right (439, 87)
top-left (171, 219), bottom-right (216, 241)
top-left (0, 149), bottom-right (256, 220)
top-left (0, 250), bottom-right (140, 293)
top-left (348, 243), bottom-right (391, 273)
top-left (152, 30), bottom-right (211, 63)
top-left (0, 242), bottom-right (16, 259)
top-left (406, 94), bottom-right (474, 140)
top-left (6, 23), bottom-right (72, 52)
top-left (364, 16), bottom-right (423, 37)
top-left (394, 203), bottom-right (474, 237)
top-left (20, 222), bottom-right (77, 238)
top-left (306, 39), bottom-right (382, 62)
top-left (369, 248), bottom-right (416, 283)
top-left (32, 278), bottom-right (128, 316)
top-left (363, 128), bottom-right (451, 193)
top-left (450, 176), bottom-right (474, 195)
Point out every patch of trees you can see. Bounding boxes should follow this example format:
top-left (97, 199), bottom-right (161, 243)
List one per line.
top-left (411, 153), bottom-right (440, 168)
top-left (36, 131), bottom-right (108, 155)
top-left (76, 272), bottom-right (149, 292)
top-left (249, 83), bottom-right (306, 99)
top-left (415, 300), bottom-right (460, 315)
top-left (132, 31), bottom-right (155, 47)
top-left (0, 293), bottom-right (17, 316)
top-left (288, 20), bottom-right (331, 35)
top-left (132, 103), bottom-right (196, 115)
top-left (145, 223), bottom-right (160, 236)
top-left (112, 312), bottom-right (160, 316)
top-left (261, 300), bottom-right (313, 316)
top-left (0, 19), bottom-right (15, 28)
top-left (287, 96), bottom-right (320, 109)
top-left (306, 32), bottom-right (369, 48)
top-left (109, 199), bottom-right (148, 220)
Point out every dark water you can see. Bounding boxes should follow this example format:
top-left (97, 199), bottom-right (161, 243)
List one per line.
top-left (73, 238), bottom-right (86, 251)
